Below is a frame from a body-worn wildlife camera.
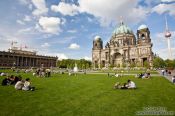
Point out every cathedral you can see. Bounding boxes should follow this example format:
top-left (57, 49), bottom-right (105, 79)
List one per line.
top-left (92, 21), bottom-right (153, 68)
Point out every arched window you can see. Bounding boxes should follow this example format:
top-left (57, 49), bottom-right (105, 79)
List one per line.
top-left (95, 43), bottom-right (97, 47)
top-left (141, 34), bottom-right (145, 39)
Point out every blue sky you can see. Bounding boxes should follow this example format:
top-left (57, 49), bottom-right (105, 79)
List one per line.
top-left (0, 0), bottom-right (175, 60)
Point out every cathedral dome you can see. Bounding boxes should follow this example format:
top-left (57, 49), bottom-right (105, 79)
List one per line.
top-left (138, 24), bottom-right (148, 30)
top-left (113, 22), bottom-right (133, 35)
top-left (94, 36), bottom-right (102, 41)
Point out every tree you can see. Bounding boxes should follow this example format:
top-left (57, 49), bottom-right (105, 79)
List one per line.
top-left (153, 56), bottom-right (165, 68)
top-left (165, 59), bottom-right (175, 69)
top-left (57, 59), bottom-right (92, 69)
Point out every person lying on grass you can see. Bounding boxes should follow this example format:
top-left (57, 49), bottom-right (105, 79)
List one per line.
top-left (22, 78), bottom-right (35, 91)
top-left (127, 80), bottom-right (136, 89)
top-left (114, 80), bottom-right (136, 89)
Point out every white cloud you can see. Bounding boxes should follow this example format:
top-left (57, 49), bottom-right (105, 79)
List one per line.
top-left (57, 53), bottom-right (68, 60)
top-left (31, 0), bottom-right (48, 16)
top-left (16, 20), bottom-right (25, 25)
top-left (50, 0), bottom-right (149, 26)
top-left (78, 0), bottom-right (149, 26)
top-left (18, 27), bottom-right (33, 34)
top-left (41, 42), bottom-right (50, 48)
top-left (161, 0), bottom-right (175, 2)
top-left (61, 18), bottom-right (67, 25)
top-left (37, 50), bottom-right (68, 60)
top-left (28, 4), bottom-right (33, 10)
top-left (152, 3), bottom-right (175, 16)
top-left (84, 56), bottom-right (92, 61)
top-left (87, 17), bottom-right (93, 22)
top-left (24, 15), bottom-right (31, 22)
top-left (18, 0), bottom-right (30, 5)
top-left (38, 16), bottom-right (62, 34)
top-left (67, 29), bottom-right (77, 33)
top-left (68, 43), bottom-right (80, 50)
top-left (156, 47), bottom-right (175, 59)
top-left (51, 2), bottom-right (79, 16)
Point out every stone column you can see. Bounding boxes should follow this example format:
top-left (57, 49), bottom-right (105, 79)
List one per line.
top-left (29, 57), bottom-right (31, 67)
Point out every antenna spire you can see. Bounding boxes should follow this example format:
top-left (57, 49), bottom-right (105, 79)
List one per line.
top-left (119, 16), bottom-right (124, 25)
top-left (165, 15), bottom-right (168, 32)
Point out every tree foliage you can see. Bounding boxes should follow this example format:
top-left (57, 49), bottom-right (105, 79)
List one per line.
top-left (153, 56), bottom-right (175, 69)
top-left (57, 59), bottom-right (92, 69)
top-left (153, 56), bottom-right (166, 68)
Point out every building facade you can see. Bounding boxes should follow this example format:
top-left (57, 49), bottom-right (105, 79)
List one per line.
top-left (92, 21), bottom-right (153, 68)
top-left (0, 47), bottom-right (57, 68)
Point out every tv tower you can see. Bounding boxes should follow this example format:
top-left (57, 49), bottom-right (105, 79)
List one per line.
top-left (164, 16), bottom-right (173, 60)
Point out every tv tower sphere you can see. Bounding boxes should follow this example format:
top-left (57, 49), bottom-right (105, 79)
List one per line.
top-left (165, 31), bottom-right (171, 38)
top-left (164, 16), bottom-right (172, 38)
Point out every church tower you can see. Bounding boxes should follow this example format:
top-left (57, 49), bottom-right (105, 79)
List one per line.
top-left (137, 25), bottom-right (151, 45)
top-left (92, 36), bottom-right (103, 68)
top-left (93, 36), bottom-right (103, 50)
top-left (137, 25), bottom-right (153, 67)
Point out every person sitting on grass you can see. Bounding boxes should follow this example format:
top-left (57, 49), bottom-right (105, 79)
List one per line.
top-left (0, 72), bottom-right (6, 76)
top-left (172, 76), bottom-right (175, 84)
top-left (14, 75), bottom-right (22, 84)
top-left (142, 73), bottom-right (151, 79)
top-left (9, 75), bottom-right (15, 85)
top-left (115, 73), bottom-right (119, 77)
top-left (127, 80), bottom-right (136, 89)
top-left (139, 73), bottom-right (144, 78)
top-left (22, 78), bottom-right (35, 91)
top-left (1, 76), bottom-right (10, 86)
top-left (15, 79), bottom-right (24, 90)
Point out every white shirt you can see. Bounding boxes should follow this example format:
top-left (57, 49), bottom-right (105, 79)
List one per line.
top-left (22, 81), bottom-right (30, 91)
top-left (15, 81), bottom-right (23, 90)
top-left (128, 81), bottom-right (136, 88)
top-left (24, 81), bottom-right (30, 87)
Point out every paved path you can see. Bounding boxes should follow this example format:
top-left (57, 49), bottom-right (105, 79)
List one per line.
top-left (86, 71), bottom-right (175, 84)
top-left (157, 70), bottom-right (175, 83)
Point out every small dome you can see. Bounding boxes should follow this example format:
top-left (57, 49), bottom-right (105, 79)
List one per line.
top-left (138, 24), bottom-right (148, 30)
top-left (94, 36), bottom-right (101, 41)
top-left (113, 23), bottom-right (133, 35)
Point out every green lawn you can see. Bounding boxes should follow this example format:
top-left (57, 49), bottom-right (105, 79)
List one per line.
top-left (0, 71), bottom-right (174, 116)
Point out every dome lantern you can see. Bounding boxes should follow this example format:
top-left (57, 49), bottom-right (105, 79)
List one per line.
top-left (94, 36), bottom-right (102, 41)
top-left (138, 24), bottom-right (148, 30)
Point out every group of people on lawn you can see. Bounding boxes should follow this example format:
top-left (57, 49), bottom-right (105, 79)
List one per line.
top-left (114, 79), bottom-right (136, 89)
top-left (1, 75), bottom-right (35, 91)
top-left (135, 72), bottom-right (151, 79)
top-left (33, 68), bottom-right (51, 77)
top-left (161, 69), bottom-right (172, 76)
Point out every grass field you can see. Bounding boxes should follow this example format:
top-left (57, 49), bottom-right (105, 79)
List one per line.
top-left (0, 71), bottom-right (175, 116)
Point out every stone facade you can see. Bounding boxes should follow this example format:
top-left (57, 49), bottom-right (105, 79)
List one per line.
top-left (92, 22), bottom-right (153, 69)
top-left (0, 48), bottom-right (57, 68)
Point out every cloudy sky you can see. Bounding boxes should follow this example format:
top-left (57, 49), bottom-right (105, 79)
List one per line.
top-left (0, 0), bottom-right (175, 60)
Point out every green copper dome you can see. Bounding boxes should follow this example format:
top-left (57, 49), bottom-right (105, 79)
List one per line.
top-left (113, 22), bottom-right (133, 35)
